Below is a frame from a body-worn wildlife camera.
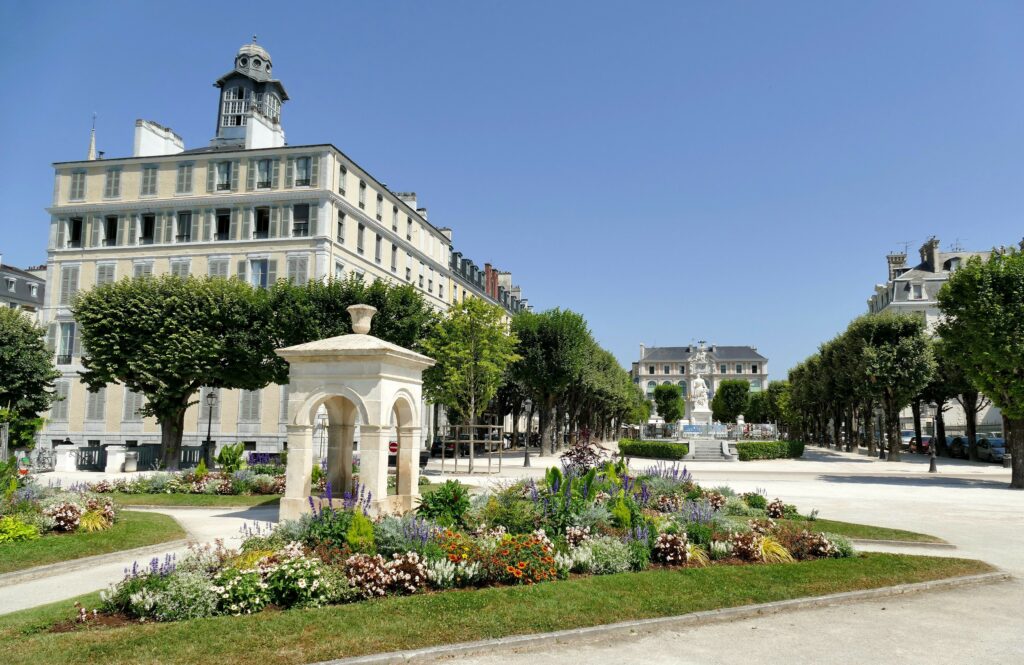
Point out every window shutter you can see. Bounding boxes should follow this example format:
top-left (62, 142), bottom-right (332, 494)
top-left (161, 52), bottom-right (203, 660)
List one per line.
top-left (287, 257), bottom-right (297, 283)
top-left (203, 210), bottom-right (213, 241)
top-left (310, 155), bottom-right (320, 187)
top-left (176, 165), bottom-right (185, 193)
top-left (163, 212), bottom-right (173, 243)
top-left (56, 218), bottom-right (67, 249)
top-left (229, 208), bottom-right (239, 240)
top-left (285, 157), bottom-right (294, 188)
top-left (246, 159), bottom-right (256, 191)
top-left (153, 215), bottom-right (164, 244)
top-left (89, 216), bottom-right (101, 247)
top-left (308, 203), bottom-right (319, 236)
top-left (71, 323), bottom-right (81, 357)
top-left (206, 162), bottom-right (215, 193)
top-left (271, 159), bottom-right (281, 188)
top-left (231, 160), bottom-right (240, 191)
top-left (46, 323), bottom-right (57, 352)
top-left (283, 206), bottom-right (292, 237)
top-left (237, 260), bottom-right (247, 280)
top-left (298, 256), bottom-right (308, 284)
top-left (267, 259), bottom-right (278, 285)
top-left (270, 207), bottom-right (280, 238)
top-left (245, 208), bottom-right (254, 239)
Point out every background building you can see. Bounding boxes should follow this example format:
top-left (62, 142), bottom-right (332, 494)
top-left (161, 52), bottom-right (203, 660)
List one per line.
top-left (0, 255), bottom-right (45, 322)
top-left (37, 42), bottom-right (530, 457)
top-left (630, 343), bottom-right (768, 428)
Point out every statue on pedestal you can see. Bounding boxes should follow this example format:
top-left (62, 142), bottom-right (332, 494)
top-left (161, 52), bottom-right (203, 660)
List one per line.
top-left (692, 374), bottom-right (709, 410)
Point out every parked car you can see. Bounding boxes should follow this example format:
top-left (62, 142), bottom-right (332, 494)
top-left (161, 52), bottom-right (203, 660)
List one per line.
top-left (976, 438), bottom-right (1007, 463)
top-left (948, 436), bottom-right (970, 459)
top-left (909, 435), bottom-right (933, 454)
top-left (899, 430), bottom-right (915, 451)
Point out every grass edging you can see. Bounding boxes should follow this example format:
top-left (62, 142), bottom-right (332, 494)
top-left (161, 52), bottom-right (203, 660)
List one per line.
top-left (317, 569), bottom-right (1011, 665)
top-left (0, 539), bottom-right (190, 587)
top-left (849, 538), bottom-right (956, 550)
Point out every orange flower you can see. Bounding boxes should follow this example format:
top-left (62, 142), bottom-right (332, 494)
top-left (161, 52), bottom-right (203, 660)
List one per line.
top-left (506, 565), bottom-right (516, 573)
top-left (517, 561), bottom-right (527, 569)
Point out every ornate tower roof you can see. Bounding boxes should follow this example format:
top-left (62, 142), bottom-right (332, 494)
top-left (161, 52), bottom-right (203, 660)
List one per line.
top-left (234, 37), bottom-right (274, 82)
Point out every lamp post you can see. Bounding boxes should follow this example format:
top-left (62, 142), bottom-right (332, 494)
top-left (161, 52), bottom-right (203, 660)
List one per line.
top-left (204, 390), bottom-right (217, 467)
top-left (928, 401), bottom-right (938, 474)
top-left (522, 399), bottom-right (533, 468)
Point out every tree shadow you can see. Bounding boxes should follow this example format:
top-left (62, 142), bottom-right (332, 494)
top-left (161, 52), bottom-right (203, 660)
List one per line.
top-left (819, 474), bottom-right (1011, 490)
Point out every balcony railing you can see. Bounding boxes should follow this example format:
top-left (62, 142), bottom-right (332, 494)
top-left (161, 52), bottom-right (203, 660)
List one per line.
top-left (257, 181), bottom-right (271, 189)
top-left (56, 353), bottom-right (72, 365)
top-left (216, 183), bottom-right (231, 191)
top-left (253, 230), bottom-right (269, 240)
top-left (176, 234), bottom-right (191, 243)
top-left (140, 237), bottom-right (154, 245)
top-left (215, 232), bottom-right (230, 241)
top-left (103, 238), bottom-right (118, 247)
top-left (295, 178), bottom-right (310, 187)
top-left (67, 240), bottom-right (82, 249)
top-left (292, 223), bottom-right (309, 237)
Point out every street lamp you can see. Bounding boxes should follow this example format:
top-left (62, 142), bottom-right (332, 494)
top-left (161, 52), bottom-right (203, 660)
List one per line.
top-left (522, 399), bottom-right (533, 468)
top-left (927, 401), bottom-right (938, 474)
top-left (204, 390), bottom-right (217, 466)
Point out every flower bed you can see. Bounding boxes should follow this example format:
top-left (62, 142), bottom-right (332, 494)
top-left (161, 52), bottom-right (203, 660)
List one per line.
top-left (85, 457), bottom-right (854, 625)
top-left (736, 440), bottom-right (805, 461)
top-left (88, 467), bottom-right (285, 497)
top-left (618, 439), bottom-right (689, 460)
top-left (0, 480), bottom-right (119, 544)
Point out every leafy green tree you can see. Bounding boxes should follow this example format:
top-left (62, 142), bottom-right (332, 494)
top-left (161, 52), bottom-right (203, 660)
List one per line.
top-left (938, 248), bottom-right (1024, 488)
top-left (745, 391), bottom-right (769, 423)
top-left (652, 383), bottom-right (685, 429)
top-left (0, 307), bottom-right (60, 449)
top-left (422, 298), bottom-right (520, 472)
top-left (765, 380), bottom-right (791, 427)
top-left (510, 309), bottom-right (590, 455)
top-left (75, 276), bottom-right (283, 470)
top-left (711, 379), bottom-right (750, 423)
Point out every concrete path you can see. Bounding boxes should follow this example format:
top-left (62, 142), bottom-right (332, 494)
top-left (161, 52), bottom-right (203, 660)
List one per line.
top-left (0, 505), bottom-right (278, 616)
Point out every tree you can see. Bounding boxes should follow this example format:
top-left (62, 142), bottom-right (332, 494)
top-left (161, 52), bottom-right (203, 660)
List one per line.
top-left (745, 391), bottom-right (769, 424)
top-left (652, 384), bottom-right (685, 430)
top-left (75, 276), bottom-right (283, 470)
top-left (938, 248), bottom-right (1024, 488)
top-left (510, 309), bottom-right (590, 455)
top-left (918, 339), bottom-right (961, 457)
top-left (711, 379), bottom-right (750, 423)
top-left (421, 298), bottom-right (520, 472)
top-left (0, 307), bottom-right (60, 449)
top-left (765, 380), bottom-right (790, 426)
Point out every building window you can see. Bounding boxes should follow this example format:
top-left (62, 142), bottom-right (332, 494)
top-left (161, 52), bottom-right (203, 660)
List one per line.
top-left (170, 260), bottom-right (190, 278)
top-left (736, 364), bottom-right (743, 374)
top-left (140, 214), bottom-right (156, 245)
top-left (406, 217), bottom-right (412, 241)
top-left (679, 381), bottom-right (687, 397)
top-left (648, 366), bottom-right (654, 375)
top-left (286, 255), bottom-right (309, 285)
top-left (86, 386), bottom-right (106, 421)
top-left (336, 211), bottom-right (345, 243)
top-left (222, 87), bottom-right (248, 126)
top-left (375, 234), bottom-right (382, 263)
top-left (59, 265), bottom-right (79, 306)
top-left (405, 265), bottom-right (412, 282)
top-left (418, 263), bottom-right (424, 288)
top-left (95, 263), bottom-right (115, 286)
top-left (357, 223), bottom-right (365, 254)
top-left (256, 159), bottom-right (272, 188)
top-left (750, 379), bottom-right (762, 392)
top-left (176, 211), bottom-right (192, 242)
top-left (216, 209), bottom-right (231, 240)
top-left (376, 194), bottom-right (383, 220)
top-left (334, 261), bottom-right (345, 280)
top-left (250, 259), bottom-right (269, 289)
top-left (29, 283), bottom-right (39, 298)
top-left (133, 262), bottom-right (154, 278)
top-left (392, 206), bottom-right (398, 232)
top-left (239, 390), bottom-right (261, 422)
top-left (176, 163), bottom-right (193, 193)
top-left (69, 172), bottom-right (86, 200)
top-left (338, 165), bottom-right (347, 194)
top-left (664, 365), bottom-right (671, 374)
top-left (751, 364), bottom-right (758, 374)
top-left (646, 381), bottom-right (656, 397)
top-left (252, 207), bottom-right (270, 239)
top-left (104, 216), bottom-right (118, 246)
top-left (140, 166), bottom-right (158, 196)
top-left (295, 157), bottom-right (311, 187)
top-left (358, 181), bottom-right (366, 208)
top-left (390, 246), bottom-right (398, 273)
top-left (291, 204), bottom-right (309, 237)
top-left (57, 321), bottom-right (76, 364)
top-left (124, 389), bottom-right (145, 422)
top-left (51, 380), bottom-right (69, 421)
top-left (438, 282), bottom-right (445, 299)
top-left (216, 162), bottom-right (232, 190)
top-left (912, 283), bottom-right (923, 300)
top-left (103, 169), bottom-right (121, 198)
top-left (68, 217), bottom-right (83, 248)
top-left (208, 258), bottom-right (229, 278)
top-left (720, 364), bottom-right (727, 374)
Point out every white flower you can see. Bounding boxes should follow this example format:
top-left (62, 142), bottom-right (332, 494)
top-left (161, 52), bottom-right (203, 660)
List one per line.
top-left (298, 579), bottom-right (307, 589)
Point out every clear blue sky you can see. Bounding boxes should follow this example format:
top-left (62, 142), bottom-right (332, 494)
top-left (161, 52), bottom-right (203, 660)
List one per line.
top-left (1, 1), bottom-right (1022, 377)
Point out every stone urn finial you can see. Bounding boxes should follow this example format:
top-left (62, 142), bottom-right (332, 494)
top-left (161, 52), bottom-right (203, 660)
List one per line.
top-left (347, 304), bottom-right (377, 334)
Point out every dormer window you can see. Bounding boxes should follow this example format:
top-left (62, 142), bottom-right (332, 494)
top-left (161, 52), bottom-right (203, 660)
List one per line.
top-left (912, 283), bottom-right (923, 300)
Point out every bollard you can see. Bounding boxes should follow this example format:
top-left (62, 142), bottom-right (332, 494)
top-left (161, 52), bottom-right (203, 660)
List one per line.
top-left (1004, 453), bottom-right (1012, 469)
top-left (879, 447), bottom-right (886, 460)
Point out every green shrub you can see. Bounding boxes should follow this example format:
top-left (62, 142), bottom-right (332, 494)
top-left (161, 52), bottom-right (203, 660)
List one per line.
top-left (736, 440), bottom-right (804, 461)
top-left (588, 536), bottom-right (632, 575)
top-left (416, 480), bottom-right (470, 527)
top-left (685, 522), bottom-right (712, 546)
top-left (478, 496), bottom-right (541, 534)
top-left (0, 516), bottom-right (40, 543)
top-left (618, 439), bottom-right (688, 460)
top-left (216, 443), bottom-right (246, 473)
top-left (345, 510), bottom-right (376, 553)
top-left (743, 493), bottom-right (768, 509)
top-left (154, 572), bottom-right (218, 621)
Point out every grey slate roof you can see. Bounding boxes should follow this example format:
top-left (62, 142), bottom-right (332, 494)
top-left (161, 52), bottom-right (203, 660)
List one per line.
top-left (642, 346), bottom-right (766, 362)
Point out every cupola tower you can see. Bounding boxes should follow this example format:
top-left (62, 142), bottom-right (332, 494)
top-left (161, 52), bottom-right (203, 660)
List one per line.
top-left (210, 37), bottom-right (289, 149)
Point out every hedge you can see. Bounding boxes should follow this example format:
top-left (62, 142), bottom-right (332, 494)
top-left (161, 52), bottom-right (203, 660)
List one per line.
top-left (619, 439), bottom-right (689, 460)
top-left (736, 440), bottom-right (805, 461)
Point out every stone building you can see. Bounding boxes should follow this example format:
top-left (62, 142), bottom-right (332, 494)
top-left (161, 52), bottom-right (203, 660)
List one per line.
top-left (630, 343), bottom-right (769, 426)
top-left (0, 255), bottom-right (45, 322)
top-left (38, 41), bottom-right (530, 456)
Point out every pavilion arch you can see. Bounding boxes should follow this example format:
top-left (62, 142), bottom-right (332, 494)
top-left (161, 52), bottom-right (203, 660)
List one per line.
top-left (276, 305), bottom-right (435, 521)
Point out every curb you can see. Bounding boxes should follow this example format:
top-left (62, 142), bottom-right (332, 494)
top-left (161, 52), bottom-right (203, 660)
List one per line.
top-left (310, 570), bottom-right (1011, 665)
top-left (850, 538), bottom-right (956, 550)
top-left (119, 503), bottom-right (280, 510)
top-left (0, 538), bottom-right (191, 587)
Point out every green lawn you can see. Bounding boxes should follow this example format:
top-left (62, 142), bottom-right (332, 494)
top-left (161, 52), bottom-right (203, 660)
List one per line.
top-left (109, 493), bottom-right (280, 508)
top-left (0, 553), bottom-right (991, 665)
top-left (784, 518), bottom-right (947, 544)
top-left (0, 511), bottom-right (185, 575)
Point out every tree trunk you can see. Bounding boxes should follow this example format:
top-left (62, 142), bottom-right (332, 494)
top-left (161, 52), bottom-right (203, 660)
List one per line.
top-left (964, 395), bottom-right (980, 462)
top-left (885, 400), bottom-right (901, 461)
top-left (832, 405), bottom-right (842, 452)
top-left (864, 400), bottom-right (876, 455)
top-left (468, 394), bottom-right (476, 474)
top-left (911, 399), bottom-right (923, 454)
top-left (935, 401), bottom-right (947, 455)
top-left (1009, 417), bottom-right (1024, 490)
top-left (537, 399), bottom-right (550, 457)
top-left (159, 402), bottom-right (188, 471)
